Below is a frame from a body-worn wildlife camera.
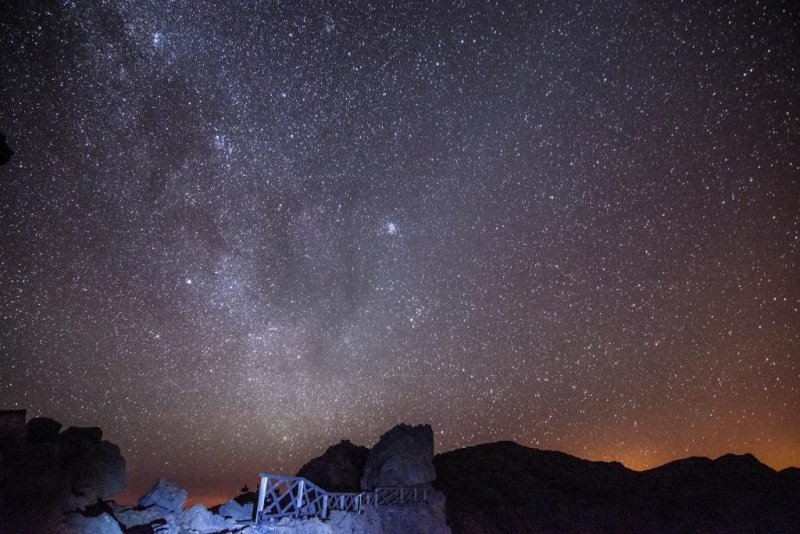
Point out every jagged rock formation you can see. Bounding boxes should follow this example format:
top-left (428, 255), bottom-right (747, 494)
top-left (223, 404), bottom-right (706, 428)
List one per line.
top-left (59, 426), bottom-right (126, 509)
top-left (433, 441), bottom-right (800, 533)
top-left (6, 412), bottom-right (796, 533)
top-left (26, 417), bottom-right (63, 444)
top-left (296, 440), bottom-right (369, 493)
top-left (0, 410), bottom-right (126, 532)
top-left (295, 423), bottom-right (449, 534)
top-left (219, 497), bottom-right (254, 521)
top-left (139, 477), bottom-right (188, 512)
top-left (60, 511), bottom-right (123, 534)
top-left (361, 424), bottom-right (437, 490)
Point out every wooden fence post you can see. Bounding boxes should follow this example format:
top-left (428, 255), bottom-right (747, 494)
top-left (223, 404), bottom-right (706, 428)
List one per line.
top-left (296, 479), bottom-right (305, 518)
top-left (256, 475), bottom-right (268, 523)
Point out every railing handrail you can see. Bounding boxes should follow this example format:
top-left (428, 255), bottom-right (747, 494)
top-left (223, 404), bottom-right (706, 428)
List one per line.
top-left (255, 472), bottom-right (430, 524)
top-left (258, 472), bottom-right (328, 494)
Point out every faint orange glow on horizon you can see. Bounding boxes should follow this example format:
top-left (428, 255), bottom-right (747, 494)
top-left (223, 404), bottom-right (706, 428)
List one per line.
top-left (579, 441), bottom-right (800, 473)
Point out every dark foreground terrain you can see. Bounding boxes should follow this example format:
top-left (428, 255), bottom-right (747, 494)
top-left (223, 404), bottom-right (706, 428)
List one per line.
top-left (3, 408), bottom-right (799, 533)
top-left (433, 441), bottom-right (800, 533)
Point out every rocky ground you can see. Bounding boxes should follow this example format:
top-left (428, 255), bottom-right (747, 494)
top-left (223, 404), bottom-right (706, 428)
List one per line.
top-left (1, 411), bottom-right (449, 533)
top-left (4, 408), bottom-right (799, 533)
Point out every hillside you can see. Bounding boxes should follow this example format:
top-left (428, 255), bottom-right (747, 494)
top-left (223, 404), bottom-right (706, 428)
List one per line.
top-left (433, 441), bottom-right (800, 533)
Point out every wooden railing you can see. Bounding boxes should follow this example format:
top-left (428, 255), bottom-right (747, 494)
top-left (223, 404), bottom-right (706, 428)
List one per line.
top-left (375, 485), bottom-right (429, 506)
top-left (255, 472), bottom-right (429, 524)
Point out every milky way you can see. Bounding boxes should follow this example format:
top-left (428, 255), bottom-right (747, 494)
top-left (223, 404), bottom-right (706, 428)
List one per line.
top-left (1, 1), bottom-right (798, 503)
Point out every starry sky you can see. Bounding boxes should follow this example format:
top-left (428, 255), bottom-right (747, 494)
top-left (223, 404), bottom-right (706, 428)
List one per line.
top-left (1, 0), bottom-right (798, 505)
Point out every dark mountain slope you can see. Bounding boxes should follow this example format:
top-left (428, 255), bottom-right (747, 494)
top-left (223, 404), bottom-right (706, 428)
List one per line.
top-left (433, 442), bottom-right (800, 533)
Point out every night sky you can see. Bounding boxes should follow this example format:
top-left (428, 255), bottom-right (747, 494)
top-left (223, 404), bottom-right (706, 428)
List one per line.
top-left (1, 1), bottom-right (798, 504)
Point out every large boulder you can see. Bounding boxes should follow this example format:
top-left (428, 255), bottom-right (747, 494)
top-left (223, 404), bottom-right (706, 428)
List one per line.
top-left (218, 498), bottom-right (253, 521)
top-left (269, 516), bottom-right (333, 533)
top-left (329, 493), bottom-right (450, 534)
top-left (60, 432), bottom-right (126, 507)
top-left (60, 426), bottom-right (103, 443)
top-left (179, 503), bottom-right (237, 533)
top-left (110, 502), bottom-right (179, 533)
top-left (361, 424), bottom-right (436, 490)
top-left (139, 478), bottom-right (187, 512)
top-left (297, 439), bottom-right (369, 492)
top-left (0, 412), bottom-right (126, 528)
top-left (27, 417), bottom-right (62, 444)
top-left (59, 511), bottom-right (123, 534)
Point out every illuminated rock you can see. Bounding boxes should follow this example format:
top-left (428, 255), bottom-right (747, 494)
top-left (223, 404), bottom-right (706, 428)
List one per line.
top-left (361, 424), bottom-right (436, 490)
top-left (138, 478), bottom-right (187, 512)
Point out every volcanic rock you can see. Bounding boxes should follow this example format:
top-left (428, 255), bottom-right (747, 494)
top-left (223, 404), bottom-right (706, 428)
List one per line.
top-left (60, 435), bottom-right (126, 507)
top-left (139, 478), bottom-right (187, 512)
top-left (110, 501), bottom-right (178, 532)
top-left (219, 497), bottom-right (253, 521)
top-left (59, 511), bottom-right (123, 534)
top-left (297, 439), bottom-right (369, 492)
top-left (59, 426), bottom-right (103, 443)
top-left (26, 417), bottom-right (62, 444)
top-left (179, 503), bottom-right (237, 532)
top-left (1, 411), bottom-right (126, 529)
top-left (361, 424), bottom-right (436, 490)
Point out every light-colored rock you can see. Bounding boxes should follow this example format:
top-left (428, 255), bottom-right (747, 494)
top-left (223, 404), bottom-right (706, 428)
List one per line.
top-left (179, 503), bottom-right (238, 533)
top-left (265, 516), bottom-right (333, 533)
top-left (361, 424), bottom-right (436, 490)
top-left (110, 501), bottom-right (175, 530)
top-left (328, 509), bottom-right (381, 533)
top-left (60, 512), bottom-right (123, 534)
top-left (219, 498), bottom-right (254, 521)
top-left (326, 496), bottom-right (450, 534)
top-left (139, 478), bottom-right (187, 512)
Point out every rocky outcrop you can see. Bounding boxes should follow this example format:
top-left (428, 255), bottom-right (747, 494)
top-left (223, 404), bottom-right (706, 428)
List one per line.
top-left (181, 503), bottom-right (237, 532)
top-left (433, 441), bottom-right (800, 533)
top-left (112, 496), bottom-right (246, 534)
top-left (219, 497), bottom-right (254, 521)
top-left (60, 426), bottom-right (103, 444)
top-left (111, 501), bottom-right (176, 532)
top-left (297, 440), bottom-right (369, 492)
top-left (361, 424), bottom-right (436, 490)
top-left (286, 423), bottom-right (449, 533)
top-left (60, 429), bottom-right (126, 508)
top-left (357, 424), bottom-right (449, 533)
top-left (138, 478), bottom-right (188, 513)
top-left (0, 411), bottom-right (126, 532)
top-left (26, 417), bottom-right (62, 444)
top-left (59, 511), bottom-right (123, 534)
